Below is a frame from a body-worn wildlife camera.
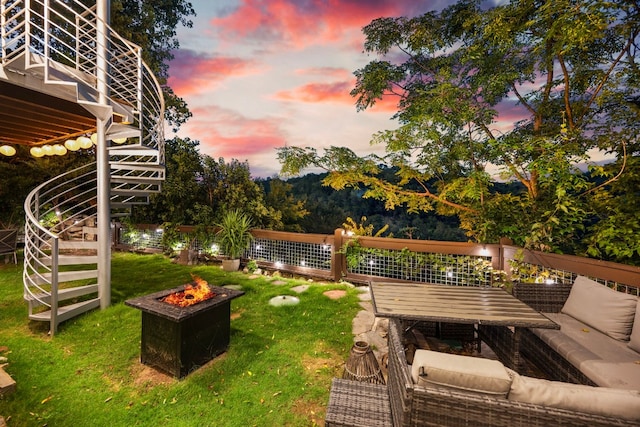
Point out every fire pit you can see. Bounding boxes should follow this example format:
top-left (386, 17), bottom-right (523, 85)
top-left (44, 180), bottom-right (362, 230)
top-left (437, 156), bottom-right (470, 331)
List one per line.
top-left (125, 277), bottom-right (244, 378)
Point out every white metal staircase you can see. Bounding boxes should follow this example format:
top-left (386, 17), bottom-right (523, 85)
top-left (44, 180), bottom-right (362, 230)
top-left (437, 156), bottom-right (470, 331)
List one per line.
top-left (1, 0), bottom-right (165, 334)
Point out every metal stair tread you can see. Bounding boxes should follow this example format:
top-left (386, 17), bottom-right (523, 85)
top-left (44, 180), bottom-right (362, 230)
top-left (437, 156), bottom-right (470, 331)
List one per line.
top-left (40, 254), bottom-right (98, 266)
top-left (58, 240), bottom-right (99, 250)
top-left (35, 269), bottom-right (98, 283)
top-left (28, 298), bottom-right (100, 323)
top-left (25, 284), bottom-right (99, 304)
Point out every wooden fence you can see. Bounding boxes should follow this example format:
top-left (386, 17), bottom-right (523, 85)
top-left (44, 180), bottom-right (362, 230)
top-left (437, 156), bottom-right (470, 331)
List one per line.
top-left (115, 224), bottom-right (640, 294)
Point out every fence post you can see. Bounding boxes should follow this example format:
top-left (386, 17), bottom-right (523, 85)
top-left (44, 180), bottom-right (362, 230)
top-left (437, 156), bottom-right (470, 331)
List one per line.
top-left (332, 228), bottom-right (345, 282)
top-left (499, 237), bottom-right (513, 280)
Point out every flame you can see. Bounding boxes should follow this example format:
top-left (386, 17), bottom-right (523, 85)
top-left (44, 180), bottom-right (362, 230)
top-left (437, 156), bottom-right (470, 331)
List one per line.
top-left (162, 275), bottom-right (215, 307)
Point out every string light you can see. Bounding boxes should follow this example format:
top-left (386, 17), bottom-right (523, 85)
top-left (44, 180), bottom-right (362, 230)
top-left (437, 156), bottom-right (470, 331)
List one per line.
top-left (77, 136), bottom-right (93, 149)
top-left (30, 146), bottom-right (45, 157)
top-left (0, 145), bottom-right (16, 156)
top-left (65, 139), bottom-right (81, 151)
top-left (53, 144), bottom-right (67, 155)
top-left (42, 145), bottom-right (54, 156)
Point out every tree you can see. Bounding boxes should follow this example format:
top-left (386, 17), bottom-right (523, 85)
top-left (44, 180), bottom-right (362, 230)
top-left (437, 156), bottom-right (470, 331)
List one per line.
top-left (278, 0), bottom-right (640, 262)
top-left (110, 0), bottom-right (195, 131)
top-left (131, 137), bottom-right (203, 224)
top-left (259, 178), bottom-right (309, 232)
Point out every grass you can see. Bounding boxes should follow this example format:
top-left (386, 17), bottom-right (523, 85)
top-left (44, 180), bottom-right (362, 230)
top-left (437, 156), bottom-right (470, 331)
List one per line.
top-left (0, 252), bottom-right (363, 426)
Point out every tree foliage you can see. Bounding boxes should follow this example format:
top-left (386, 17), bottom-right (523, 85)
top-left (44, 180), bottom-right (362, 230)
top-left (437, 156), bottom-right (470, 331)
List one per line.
top-left (278, 0), bottom-right (640, 263)
top-left (131, 139), bottom-right (305, 231)
top-left (110, 0), bottom-right (195, 131)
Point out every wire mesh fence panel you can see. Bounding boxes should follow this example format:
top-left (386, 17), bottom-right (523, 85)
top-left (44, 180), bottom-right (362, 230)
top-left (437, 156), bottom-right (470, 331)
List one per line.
top-left (346, 247), bottom-right (494, 287)
top-left (246, 237), bottom-right (332, 272)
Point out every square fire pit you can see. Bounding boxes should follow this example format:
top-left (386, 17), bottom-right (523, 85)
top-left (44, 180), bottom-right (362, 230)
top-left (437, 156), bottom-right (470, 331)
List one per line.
top-left (125, 283), bottom-right (244, 378)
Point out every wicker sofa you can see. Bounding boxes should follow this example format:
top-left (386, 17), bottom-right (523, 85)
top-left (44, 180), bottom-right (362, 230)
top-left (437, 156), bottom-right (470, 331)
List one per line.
top-left (500, 277), bottom-right (640, 389)
top-left (386, 317), bottom-right (640, 427)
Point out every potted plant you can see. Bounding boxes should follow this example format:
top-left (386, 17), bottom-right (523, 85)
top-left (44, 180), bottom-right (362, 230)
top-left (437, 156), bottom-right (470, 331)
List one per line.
top-left (215, 209), bottom-right (254, 272)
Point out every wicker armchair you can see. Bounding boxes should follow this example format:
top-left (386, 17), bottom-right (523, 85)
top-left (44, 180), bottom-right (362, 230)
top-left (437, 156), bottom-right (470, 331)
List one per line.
top-left (387, 318), bottom-right (636, 427)
top-left (0, 229), bottom-right (18, 264)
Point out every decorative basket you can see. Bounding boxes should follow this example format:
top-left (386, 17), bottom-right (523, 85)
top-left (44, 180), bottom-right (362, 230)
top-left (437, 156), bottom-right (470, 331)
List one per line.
top-left (342, 341), bottom-right (385, 385)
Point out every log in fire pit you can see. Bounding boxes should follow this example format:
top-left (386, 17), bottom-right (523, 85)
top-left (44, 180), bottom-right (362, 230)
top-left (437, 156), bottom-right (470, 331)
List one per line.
top-left (125, 277), bottom-right (244, 378)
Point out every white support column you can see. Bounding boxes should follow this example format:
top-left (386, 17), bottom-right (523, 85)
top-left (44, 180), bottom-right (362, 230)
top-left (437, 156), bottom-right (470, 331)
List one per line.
top-left (96, 0), bottom-right (111, 309)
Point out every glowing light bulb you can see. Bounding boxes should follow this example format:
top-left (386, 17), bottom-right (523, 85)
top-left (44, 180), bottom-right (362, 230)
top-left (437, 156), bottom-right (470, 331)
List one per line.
top-left (77, 136), bottom-right (93, 149)
top-left (90, 133), bottom-right (98, 145)
top-left (30, 146), bottom-right (45, 157)
top-left (42, 145), bottom-right (54, 156)
top-left (112, 137), bottom-right (128, 144)
top-left (64, 139), bottom-right (80, 151)
top-left (0, 145), bottom-right (16, 156)
top-left (53, 144), bottom-right (67, 155)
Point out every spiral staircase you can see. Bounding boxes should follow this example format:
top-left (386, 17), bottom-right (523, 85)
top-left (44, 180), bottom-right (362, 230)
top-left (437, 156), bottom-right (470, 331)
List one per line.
top-left (0, 0), bottom-right (165, 334)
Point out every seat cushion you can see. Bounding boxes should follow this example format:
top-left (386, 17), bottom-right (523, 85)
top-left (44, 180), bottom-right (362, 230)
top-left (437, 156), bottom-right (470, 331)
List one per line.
top-left (534, 313), bottom-right (640, 389)
top-left (561, 275), bottom-right (637, 341)
top-left (411, 349), bottom-right (512, 397)
top-left (508, 370), bottom-right (640, 421)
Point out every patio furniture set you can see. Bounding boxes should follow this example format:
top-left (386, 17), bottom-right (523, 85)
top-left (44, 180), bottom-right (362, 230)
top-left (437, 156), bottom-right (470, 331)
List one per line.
top-left (325, 277), bottom-right (640, 426)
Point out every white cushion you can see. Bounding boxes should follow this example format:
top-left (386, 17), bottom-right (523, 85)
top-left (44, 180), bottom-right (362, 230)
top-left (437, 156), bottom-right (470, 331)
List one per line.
top-left (629, 299), bottom-right (640, 353)
top-left (561, 275), bottom-right (637, 341)
top-left (411, 350), bottom-right (512, 397)
top-left (508, 370), bottom-right (640, 421)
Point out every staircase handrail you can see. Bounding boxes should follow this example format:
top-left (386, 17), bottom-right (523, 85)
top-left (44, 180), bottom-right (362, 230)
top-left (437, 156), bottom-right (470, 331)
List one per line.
top-left (23, 162), bottom-right (97, 308)
top-left (0, 0), bottom-right (164, 158)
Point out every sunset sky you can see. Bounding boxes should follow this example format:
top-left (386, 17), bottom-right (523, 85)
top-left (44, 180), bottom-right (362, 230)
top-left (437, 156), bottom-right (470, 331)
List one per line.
top-left (167, 0), bottom-right (517, 178)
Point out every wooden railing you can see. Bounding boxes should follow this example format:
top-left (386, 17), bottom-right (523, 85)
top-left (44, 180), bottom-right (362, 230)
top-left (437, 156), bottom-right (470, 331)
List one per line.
top-left (115, 224), bottom-right (640, 294)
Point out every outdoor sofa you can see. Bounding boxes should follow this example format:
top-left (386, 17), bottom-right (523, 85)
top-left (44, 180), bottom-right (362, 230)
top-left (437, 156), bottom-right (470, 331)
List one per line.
top-left (384, 317), bottom-right (640, 427)
top-left (482, 275), bottom-right (640, 390)
top-left (326, 317), bottom-right (640, 426)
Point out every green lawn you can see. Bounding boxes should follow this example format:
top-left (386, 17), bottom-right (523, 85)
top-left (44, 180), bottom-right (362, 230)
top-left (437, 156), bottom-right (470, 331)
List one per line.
top-left (0, 252), bottom-right (362, 426)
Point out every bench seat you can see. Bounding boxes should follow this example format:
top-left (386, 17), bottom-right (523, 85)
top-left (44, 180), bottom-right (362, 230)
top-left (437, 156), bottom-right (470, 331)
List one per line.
top-left (530, 313), bottom-right (640, 389)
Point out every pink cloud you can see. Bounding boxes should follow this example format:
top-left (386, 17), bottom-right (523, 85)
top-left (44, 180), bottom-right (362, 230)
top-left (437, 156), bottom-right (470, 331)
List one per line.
top-left (183, 106), bottom-right (288, 159)
top-left (294, 67), bottom-right (352, 80)
top-left (211, 0), bottom-right (440, 49)
top-left (167, 49), bottom-right (261, 96)
top-left (274, 81), bottom-right (353, 103)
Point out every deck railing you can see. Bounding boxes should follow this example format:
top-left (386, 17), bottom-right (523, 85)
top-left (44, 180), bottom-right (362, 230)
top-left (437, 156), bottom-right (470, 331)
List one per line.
top-left (115, 224), bottom-right (640, 294)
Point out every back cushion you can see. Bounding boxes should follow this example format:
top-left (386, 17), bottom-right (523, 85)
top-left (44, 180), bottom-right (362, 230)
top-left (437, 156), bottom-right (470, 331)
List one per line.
top-left (561, 276), bottom-right (637, 341)
top-left (411, 349), bottom-right (512, 397)
top-left (508, 370), bottom-right (640, 421)
top-left (629, 299), bottom-right (640, 353)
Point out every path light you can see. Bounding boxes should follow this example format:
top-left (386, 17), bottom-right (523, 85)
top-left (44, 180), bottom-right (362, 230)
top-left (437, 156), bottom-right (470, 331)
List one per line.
top-left (77, 136), bottom-right (93, 149)
top-left (65, 139), bottom-right (80, 151)
top-left (30, 146), bottom-right (45, 157)
top-left (0, 145), bottom-right (16, 156)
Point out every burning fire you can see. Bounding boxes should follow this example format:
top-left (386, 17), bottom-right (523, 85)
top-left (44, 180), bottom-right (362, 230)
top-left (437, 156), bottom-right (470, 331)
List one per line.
top-left (162, 276), bottom-right (215, 307)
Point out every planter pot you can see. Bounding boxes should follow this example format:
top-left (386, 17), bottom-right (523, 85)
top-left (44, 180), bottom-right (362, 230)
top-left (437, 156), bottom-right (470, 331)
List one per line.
top-left (221, 258), bottom-right (241, 272)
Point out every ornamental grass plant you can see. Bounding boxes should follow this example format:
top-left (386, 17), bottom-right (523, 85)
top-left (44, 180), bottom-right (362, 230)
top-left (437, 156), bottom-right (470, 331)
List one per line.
top-left (0, 252), bottom-right (362, 426)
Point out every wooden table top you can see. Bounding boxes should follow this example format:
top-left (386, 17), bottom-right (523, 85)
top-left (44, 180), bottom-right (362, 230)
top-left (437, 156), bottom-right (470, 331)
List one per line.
top-left (370, 282), bottom-right (559, 329)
